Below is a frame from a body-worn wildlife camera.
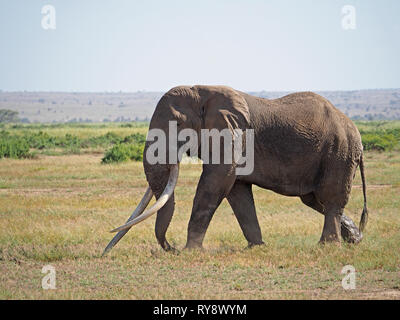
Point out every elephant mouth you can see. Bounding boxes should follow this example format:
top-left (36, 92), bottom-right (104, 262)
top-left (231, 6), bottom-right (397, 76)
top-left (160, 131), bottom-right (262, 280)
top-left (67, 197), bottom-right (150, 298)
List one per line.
top-left (102, 164), bottom-right (179, 256)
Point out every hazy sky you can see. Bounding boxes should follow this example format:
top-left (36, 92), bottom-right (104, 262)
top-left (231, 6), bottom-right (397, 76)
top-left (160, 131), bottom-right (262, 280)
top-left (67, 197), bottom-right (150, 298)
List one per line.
top-left (1, 0), bottom-right (399, 92)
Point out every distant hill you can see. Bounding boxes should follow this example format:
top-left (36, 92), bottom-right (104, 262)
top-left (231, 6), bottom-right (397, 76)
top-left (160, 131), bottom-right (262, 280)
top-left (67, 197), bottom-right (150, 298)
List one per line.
top-left (1, 89), bottom-right (399, 123)
top-left (249, 89), bottom-right (400, 121)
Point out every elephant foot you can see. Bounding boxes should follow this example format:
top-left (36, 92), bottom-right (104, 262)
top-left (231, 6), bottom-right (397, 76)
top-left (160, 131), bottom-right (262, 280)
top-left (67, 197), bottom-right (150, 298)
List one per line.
top-left (184, 240), bottom-right (204, 251)
top-left (184, 245), bottom-right (204, 251)
top-left (340, 215), bottom-right (363, 244)
top-left (318, 234), bottom-right (341, 245)
top-left (246, 241), bottom-right (265, 249)
top-left (159, 239), bottom-right (179, 253)
top-left (318, 239), bottom-right (341, 246)
top-left (166, 246), bottom-right (180, 255)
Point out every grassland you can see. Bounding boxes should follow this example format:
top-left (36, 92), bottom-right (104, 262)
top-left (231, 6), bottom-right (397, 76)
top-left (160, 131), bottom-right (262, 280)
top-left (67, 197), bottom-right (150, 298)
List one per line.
top-left (0, 122), bottom-right (399, 299)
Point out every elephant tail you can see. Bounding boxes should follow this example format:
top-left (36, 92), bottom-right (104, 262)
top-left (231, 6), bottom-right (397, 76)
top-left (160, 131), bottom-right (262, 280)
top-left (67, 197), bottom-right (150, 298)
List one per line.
top-left (359, 153), bottom-right (368, 232)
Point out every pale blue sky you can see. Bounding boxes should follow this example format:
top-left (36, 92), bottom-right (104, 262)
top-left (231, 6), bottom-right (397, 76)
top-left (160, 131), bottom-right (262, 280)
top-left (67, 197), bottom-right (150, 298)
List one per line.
top-left (0, 0), bottom-right (399, 92)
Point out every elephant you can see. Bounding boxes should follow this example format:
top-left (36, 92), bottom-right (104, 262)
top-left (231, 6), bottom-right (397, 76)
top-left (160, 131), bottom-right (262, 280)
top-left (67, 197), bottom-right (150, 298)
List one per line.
top-left (103, 85), bottom-right (368, 254)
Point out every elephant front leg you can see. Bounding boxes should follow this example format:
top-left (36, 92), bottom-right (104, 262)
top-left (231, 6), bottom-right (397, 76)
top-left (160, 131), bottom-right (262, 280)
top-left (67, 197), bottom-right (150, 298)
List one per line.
top-left (185, 165), bottom-right (236, 249)
top-left (226, 181), bottom-right (264, 247)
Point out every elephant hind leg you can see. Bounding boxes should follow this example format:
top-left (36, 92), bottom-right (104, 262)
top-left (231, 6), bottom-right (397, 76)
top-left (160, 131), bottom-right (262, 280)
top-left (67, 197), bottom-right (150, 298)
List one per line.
top-left (300, 192), bottom-right (324, 213)
top-left (319, 204), bottom-right (342, 243)
top-left (300, 192), bottom-right (362, 244)
top-left (227, 182), bottom-right (264, 247)
top-left (299, 193), bottom-right (341, 242)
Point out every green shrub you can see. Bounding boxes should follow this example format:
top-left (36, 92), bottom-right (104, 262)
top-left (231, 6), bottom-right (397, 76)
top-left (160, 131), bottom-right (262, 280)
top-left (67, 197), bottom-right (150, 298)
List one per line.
top-left (122, 133), bottom-right (146, 144)
top-left (59, 133), bottom-right (81, 149)
top-left (0, 129), bottom-right (147, 158)
top-left (0, 136), bottom-right (31, 159)
top-left (24, 131), bottom-right (57, 149)
top-left (362, 133), bottom-right (397, 151)
top-left (101, 143), bottom-right (144, 164)
top-left (101, 132), bottom-right (146, 163)
top-left (86, 132), bottom-right (122, 147)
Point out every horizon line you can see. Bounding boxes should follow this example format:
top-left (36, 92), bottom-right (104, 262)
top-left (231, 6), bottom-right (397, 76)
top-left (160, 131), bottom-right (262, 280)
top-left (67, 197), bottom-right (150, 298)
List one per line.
top-left (1, 87), bottom-right (399, 94)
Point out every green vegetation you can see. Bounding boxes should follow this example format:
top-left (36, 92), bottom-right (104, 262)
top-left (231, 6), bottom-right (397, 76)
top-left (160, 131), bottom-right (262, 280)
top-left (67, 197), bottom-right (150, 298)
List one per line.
top-left (102, 143), bottom-right (144, 163)
top-left (0, 134), bottom-right (31, 159)
top-left (0, 123), bottom-right (147, 161)
top-left (101, 134), bottom-right (145, 163)
top-left (355, 121), bottom-right (400, 151)
top-left (361, 134), bottom-right (397, 151)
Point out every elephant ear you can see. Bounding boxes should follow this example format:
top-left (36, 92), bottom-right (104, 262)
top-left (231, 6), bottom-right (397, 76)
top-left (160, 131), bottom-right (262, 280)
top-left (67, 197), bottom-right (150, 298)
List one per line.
top-left (201, 87), bottom-right (250, 134)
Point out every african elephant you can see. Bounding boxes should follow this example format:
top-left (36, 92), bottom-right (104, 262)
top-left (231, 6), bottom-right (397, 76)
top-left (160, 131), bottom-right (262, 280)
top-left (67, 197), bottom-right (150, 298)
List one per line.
top-left (103, 85), bottom-right (368, 254)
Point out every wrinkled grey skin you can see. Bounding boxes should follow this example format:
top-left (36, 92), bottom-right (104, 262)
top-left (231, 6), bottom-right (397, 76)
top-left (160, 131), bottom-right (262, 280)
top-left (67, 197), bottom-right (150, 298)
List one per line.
top-left (144, 85), bottom-right (368, 251)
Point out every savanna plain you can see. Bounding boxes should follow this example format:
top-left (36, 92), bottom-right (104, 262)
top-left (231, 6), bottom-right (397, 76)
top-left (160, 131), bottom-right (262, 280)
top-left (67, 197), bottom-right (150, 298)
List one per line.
top-left (0, 122), bottom-right (399, 299)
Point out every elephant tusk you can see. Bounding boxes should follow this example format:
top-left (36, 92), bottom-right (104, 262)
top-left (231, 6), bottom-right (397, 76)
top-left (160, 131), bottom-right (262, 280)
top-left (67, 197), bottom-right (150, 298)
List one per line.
top-left (109, 164), bottom-right (179, 234)
top-left (102, 186), bottom-right (153, 256)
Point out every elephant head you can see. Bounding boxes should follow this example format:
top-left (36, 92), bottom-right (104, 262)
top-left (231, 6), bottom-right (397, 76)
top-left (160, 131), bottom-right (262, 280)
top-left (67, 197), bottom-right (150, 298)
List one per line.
top-left (103, 85), bottom-right (251, 254)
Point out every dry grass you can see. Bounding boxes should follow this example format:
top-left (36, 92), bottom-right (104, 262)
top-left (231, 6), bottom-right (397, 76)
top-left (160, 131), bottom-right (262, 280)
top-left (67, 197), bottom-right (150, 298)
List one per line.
top-left (0, 152), bottom-right (399, 299)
